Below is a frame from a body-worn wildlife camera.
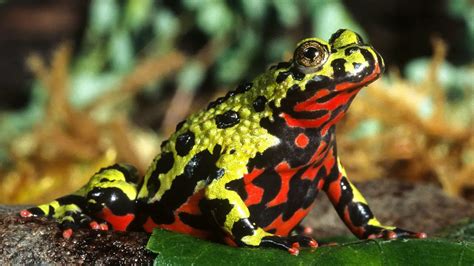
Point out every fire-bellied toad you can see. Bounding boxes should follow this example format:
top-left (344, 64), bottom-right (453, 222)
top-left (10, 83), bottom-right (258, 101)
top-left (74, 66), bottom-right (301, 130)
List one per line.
top-left (21, 29), bottom-right (426, 255)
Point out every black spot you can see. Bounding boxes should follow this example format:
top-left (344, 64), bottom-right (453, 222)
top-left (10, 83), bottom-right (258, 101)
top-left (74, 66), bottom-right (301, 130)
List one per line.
top-left (348, 202), bottom-right (374, 227)
top-left (335, 177), bottom-right (354, 215)
top-left (235, 82), bottom-right (253, 94)
top-left (206, 83), bottom-right (252, 110)
top-left (306, 75), bottom-right (332, 91)
top-left (275, 61), bottom-right (291, 70)
top-left (86, 187), bottom-right (135, 216)
top-left (207, 96), bottom-right (227, 110)
top-left (225, 178), bottom-right (247, 201)
top-left (249, 204), bottom-right (284, 228)
top-left (331, 58), bottom-right (347, 77)
top-left (147, 152), bottom-right (175, 196)
top-left (328, 29), bottom-right (347, 45)
top-left (48, 205), bottom-right (55, 216)
top-left (215, 110), bottom-right (240, 129)
top-left (99, 164), bottom-right (140, 183)
top-left (267, 228), bottom-right (277, 234)
top-left (232, 218), bottom-right (255, 240)
top-left (290, 67), bottom-right (305, 81)
top-left (287, 84), bottom-right (301, 94)
top-left (175, 131), bottom-right (195, 156)
top-left (253, 169), bottom-right (281, 206)
top-left (276, 68), bottom-right (305, 83)
top-left (229, 149), bottom-right (236, 154)
top-left (175, 120), bottom-right (186, 131)
top-left (315, 92), bottom-right (337, 104)
top-left (225, 82), bottom-right (253, 98)
top-left (156, 152), bottom-right (175, 173)
top-left (276, 71), bottom-right (290, 83)
top-left (322, 164), bottom-right (337, 191)
top-left (179, 213), bottom-right (212, 230)
top-left (302, 185), bottom-right (319, 209)
top-left (345, 47), bottom-right (360, 56)
top-left (252, 96), bottom-right (267, 112)
top-left (57, 195), bottom-right (86, 206)
top-left (160, 140), bottom-right (169, 149)
top-left (200, 198), bottom-right (233, 227)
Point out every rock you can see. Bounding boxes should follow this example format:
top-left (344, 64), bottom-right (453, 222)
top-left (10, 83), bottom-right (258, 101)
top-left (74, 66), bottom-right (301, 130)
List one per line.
top-left (1, 179), bottom-right (472, 263)
top-left (0, 206), bottom-right (154, 264)
top-left (305, 179), bottom-right (474, 239)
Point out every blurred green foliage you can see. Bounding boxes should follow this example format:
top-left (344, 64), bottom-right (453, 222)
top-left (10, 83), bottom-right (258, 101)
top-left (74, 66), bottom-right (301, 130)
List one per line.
top-left (72, 0), bottom-right (364, 105)
top-left (0, 0), bottom-right (472, 165)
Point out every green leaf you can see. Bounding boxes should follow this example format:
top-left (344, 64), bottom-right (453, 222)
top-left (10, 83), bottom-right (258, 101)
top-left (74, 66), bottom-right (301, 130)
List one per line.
top-left (439, 219), bottom-right (474, 242)
top-left (147, 228), bottom-right (474, 265)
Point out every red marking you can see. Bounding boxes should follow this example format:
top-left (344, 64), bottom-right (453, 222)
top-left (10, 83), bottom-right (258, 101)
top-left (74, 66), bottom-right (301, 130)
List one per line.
top-left (288, 247), bottom-right (299, 256)
top-left (20, 209), bottom-right (32, 217)
top-left (303, 226), bottom-right (314, 235)
top-left (294, 133), bottom-right (309, 148)
top-left (321, 90), bottom-right (359, 135)
top-left (327, 174), bottom-right (342, 204)
top-left (243, 168), bottom-right (265, 206)
top-left (301, 164), bottom-right (319, 181)
top-left (317, 178), bottom-right (324, 190)
top-left (177, 190), bottom-right (204, 215)
top-left (293, 89), bottom-right (331, 112)
top-left (99, 223), bottom-right (109, 231)
top-left (416, 232), bottom-right (427, 239)
top-left (294, 90), bottom-right (347, 112)
top-left (267, 162), bottom-right (297, 207)
top-left (287, 61), bottom-right (383, 131)
top-left (292, 242), bottom-right (300, 249)
top-left (160, 214), bottom-right (210, 239)
top-left (223, 236), bottom-right (238, 247)
top-left (367, 234), bottom-right (377, 239)
top-left (303, 141), bottom-right (329, 179)
top-left (322, 149), bottom-right (336, 171)
top-left (343, 207), bottom-right (364, 238)
top-left (89, 221), bottom-right (100, 230)
top-left (281, 112), bottom-right (330, 128)
top-left (96, 207), bottom-right (135, 231)
top-left (311, 141), bottom-right (327, 162)
top-left (386, 231), bottom-right (397, 239)
top-left (142, 189), bottom-right (209, 239)
top-left (323, 149), bottom-right (344, 205)
top-left (265, 208), bottom-right (311, 237)
top-left (62, 228), bottom-right (73, 239)
top-left (143, 217), bottom-right (159, 233)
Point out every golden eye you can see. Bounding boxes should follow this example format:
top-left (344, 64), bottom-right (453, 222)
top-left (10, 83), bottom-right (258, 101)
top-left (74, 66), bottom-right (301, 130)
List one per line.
top-left (294, 40), bottom-right (329, 73)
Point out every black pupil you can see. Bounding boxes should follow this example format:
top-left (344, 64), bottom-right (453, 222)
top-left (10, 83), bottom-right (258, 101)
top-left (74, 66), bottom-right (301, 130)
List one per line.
top-left (303, 47), bottom-right (319, 60)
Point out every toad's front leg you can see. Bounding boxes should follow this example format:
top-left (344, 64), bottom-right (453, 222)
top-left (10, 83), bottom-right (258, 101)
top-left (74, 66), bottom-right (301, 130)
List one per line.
top-left (323, 155), bottom-right (427, 239)
top-left (20, 164), bottom-right (139, 237)
top-left (204, 176), bottom-right (317, 255)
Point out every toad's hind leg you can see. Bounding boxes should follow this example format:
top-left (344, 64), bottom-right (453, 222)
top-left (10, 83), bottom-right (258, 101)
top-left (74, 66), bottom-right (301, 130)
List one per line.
top-left (204, 174), bottom-right (317, 255)
top-left (323, 156), bottom-right (427, 239)
top-left (20, 164), bottom-right (140, 237)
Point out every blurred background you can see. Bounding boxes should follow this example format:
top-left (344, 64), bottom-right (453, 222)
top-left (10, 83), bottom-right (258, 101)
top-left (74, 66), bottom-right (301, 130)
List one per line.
top-left (0, 0), bottom-right (472, 205)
